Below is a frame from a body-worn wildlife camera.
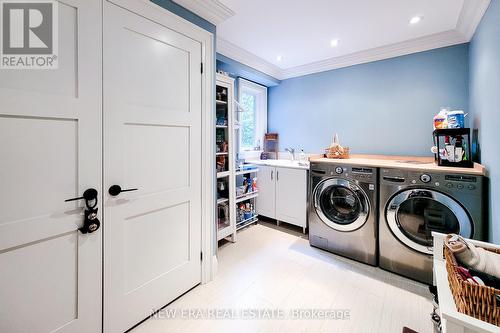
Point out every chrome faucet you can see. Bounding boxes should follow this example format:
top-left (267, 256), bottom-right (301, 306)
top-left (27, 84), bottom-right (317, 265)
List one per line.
top-left (285, 147), bottom-right (295, 161)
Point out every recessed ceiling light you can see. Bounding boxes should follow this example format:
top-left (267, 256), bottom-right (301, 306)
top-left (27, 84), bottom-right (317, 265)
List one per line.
top-left (276, 55), bottom-right (282, 62)
top-left (330, 39), bottom-right (340, 47)
top-left (409, 16), bottom-right (423, 24)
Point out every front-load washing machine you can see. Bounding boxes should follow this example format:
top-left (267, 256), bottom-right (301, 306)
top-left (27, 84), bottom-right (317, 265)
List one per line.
top-left (309, 161), bottom-right (378, 266)
top-left (379, 168), bottom-right (486, 284)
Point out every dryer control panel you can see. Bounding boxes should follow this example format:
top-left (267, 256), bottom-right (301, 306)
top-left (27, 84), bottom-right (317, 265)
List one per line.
top-left (380, 168), bottom-right (482, 194)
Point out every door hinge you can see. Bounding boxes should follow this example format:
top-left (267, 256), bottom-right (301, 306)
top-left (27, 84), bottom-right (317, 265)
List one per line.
top-left (200, 62), bottom-right (203, 74)
top-left (200, 251), bottom-right (203, 262)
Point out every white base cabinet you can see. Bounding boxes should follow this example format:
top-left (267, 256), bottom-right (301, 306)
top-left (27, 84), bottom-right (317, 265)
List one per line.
top-left (256, 165), bottom-right (276, 219)
top-left (257, 166), bottom-right (307, 232)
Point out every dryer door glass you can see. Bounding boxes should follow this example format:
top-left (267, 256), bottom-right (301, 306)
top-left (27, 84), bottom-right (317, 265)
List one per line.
top-left (314, 178), bottom-right (370, 232)
top-left (386, 189), bottom-right (472, 254)
top-left (396, 197), bottom-right (460, 247)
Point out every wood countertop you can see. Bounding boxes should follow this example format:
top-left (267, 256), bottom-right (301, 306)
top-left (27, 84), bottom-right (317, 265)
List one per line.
top-left (309, 154), bottom-right (487, 176)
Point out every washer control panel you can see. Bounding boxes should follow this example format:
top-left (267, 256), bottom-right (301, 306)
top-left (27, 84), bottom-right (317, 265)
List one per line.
top-left (335, 166), bottom-right (343, 174)
top-left (350, 167), bottom-right (374, 182)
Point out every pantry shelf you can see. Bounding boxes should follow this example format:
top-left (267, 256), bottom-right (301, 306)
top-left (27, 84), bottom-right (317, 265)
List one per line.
top-left (235, 168), bottom-right (259, 176)
top-left (217, 198), bottom-right (229, 205)
top-left (235, 191), bottom-right (259, 203)
top-left (217, 224), bottom-right (233, 241)
top-left (217, 171), bottom-right (230, 178)
top-left (236, 216), bottom-right (258, 231)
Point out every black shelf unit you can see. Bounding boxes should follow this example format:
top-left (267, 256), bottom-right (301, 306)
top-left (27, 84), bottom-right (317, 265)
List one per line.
top-left (433, 128), bottom-right (473, 168)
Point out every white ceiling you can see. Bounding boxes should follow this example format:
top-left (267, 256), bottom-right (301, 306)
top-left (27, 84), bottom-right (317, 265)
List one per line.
top-left (172, 0), bottom-right (490, 79)
top-left (219, 0), bottom-right (465, 69)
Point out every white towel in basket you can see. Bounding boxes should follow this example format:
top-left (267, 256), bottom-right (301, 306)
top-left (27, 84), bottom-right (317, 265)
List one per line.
top-left (445, 234), bottom-right (500, 279)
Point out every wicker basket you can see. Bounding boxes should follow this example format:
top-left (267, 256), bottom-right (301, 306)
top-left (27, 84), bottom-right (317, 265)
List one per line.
top-left (325, 146), bottom-right (350, 159)
top-left (444, 246), bottom-right (500, 326)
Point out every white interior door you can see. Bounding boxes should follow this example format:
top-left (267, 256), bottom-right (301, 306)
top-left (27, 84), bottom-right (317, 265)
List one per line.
top-left (257, 166), bottom-right (276, 218)
top-left (0, 1), bottom-right (102, 332)
top-left (103, 2), bottom-right (203, 332)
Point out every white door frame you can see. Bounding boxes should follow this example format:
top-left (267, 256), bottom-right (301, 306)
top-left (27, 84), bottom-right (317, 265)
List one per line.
top-left (105, 0), bottom-right (215, 284)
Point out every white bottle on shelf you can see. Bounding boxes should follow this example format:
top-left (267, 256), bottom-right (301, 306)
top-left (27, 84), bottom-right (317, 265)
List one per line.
top-left (299, 149), bottom-right (306, 164)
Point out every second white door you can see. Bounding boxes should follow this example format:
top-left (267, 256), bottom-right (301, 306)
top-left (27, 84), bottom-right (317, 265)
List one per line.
top-left (103, 2), bottom-right (203, 332)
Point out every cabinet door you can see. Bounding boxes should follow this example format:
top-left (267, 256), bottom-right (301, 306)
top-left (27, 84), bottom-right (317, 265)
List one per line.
top-left (256, 165), bottom-right (276, 218)
top-left (275, 167), bottom-right (307, 228)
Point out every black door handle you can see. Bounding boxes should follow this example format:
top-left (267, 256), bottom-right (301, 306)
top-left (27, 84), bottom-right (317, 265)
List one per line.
top-left (65, 188), bottom-right (98, 202)
top-left (108, 185), bottom-right (138, 197)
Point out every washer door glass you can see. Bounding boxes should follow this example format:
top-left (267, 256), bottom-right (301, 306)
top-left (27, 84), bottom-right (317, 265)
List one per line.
top-left (386, 189), bottom-right (472, 254)
top-left (314, 178), bottom-right (370, 232)
top-left (320, 186), bottom-right (361, 224)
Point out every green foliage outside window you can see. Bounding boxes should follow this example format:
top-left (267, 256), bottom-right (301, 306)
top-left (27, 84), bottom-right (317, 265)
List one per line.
top-left (240, 92), bottom-right (256, 149)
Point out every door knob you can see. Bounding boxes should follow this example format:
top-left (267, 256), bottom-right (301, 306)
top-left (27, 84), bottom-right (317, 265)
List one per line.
top-left (108, 185), bottom-right (138, 196)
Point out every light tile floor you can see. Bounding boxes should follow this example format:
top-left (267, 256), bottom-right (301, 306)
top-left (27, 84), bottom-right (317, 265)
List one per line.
top-left (132, 221), bottom-right (433, 333)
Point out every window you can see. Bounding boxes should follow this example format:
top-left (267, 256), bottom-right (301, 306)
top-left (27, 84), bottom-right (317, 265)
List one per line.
top-left (237, 78), bottom-right (267, 152)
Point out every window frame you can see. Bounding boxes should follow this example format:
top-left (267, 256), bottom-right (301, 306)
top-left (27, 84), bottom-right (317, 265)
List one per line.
top-left (237, 78), bottom-right (267, 152)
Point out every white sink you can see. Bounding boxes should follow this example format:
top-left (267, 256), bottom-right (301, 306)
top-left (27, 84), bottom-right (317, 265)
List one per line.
top-left (247, 159), bottom-right (309, 170)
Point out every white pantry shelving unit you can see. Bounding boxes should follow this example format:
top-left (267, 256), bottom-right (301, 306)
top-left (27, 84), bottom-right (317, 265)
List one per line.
top-left (216, 73), bottom-right (236, 242)
top-left (216, 73), bottom-right (260, 243)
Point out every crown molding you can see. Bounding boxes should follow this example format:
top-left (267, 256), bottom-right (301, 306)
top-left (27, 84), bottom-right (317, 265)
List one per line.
top-left (280, 30), bottom-right (467, 79)
top-left (216, 1), bottom-right (489, 80)
top-left (217, 30), bottom-right (467, 81)
top-left (216, 38), bottom-right (283, 79)
top-left (171, 0), bottom-right (235, 25)
top-left (456, 0), bottom-right (491, 40)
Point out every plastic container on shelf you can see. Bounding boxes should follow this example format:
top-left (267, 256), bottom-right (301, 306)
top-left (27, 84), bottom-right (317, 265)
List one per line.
top-left (447, 110), bottom-right (465, 129)
top-left (433, 107), bottom-right (450, 129)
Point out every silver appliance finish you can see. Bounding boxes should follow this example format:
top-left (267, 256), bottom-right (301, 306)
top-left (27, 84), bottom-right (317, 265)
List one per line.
top-left (309, 162), bottom-right (378, 266)
top-left (379, 168), bottom-right (486, 284)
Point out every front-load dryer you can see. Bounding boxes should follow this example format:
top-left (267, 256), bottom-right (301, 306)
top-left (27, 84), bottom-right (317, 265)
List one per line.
top-left (309, 161), bottom-right (378, 266)
top-left (379, 168), bottom-right (486, 284)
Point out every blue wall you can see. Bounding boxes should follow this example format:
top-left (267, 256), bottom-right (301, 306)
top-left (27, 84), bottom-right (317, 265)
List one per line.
top-left (268, 44), bottom-right (469, 156)
top-left (470, 1), bottom-right (500, 244)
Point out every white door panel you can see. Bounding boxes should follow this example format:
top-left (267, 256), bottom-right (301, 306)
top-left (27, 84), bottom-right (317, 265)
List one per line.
top-left (0, 0), bottom-right (102, 332)
top-left (257, 166), bottom-right (276, 218)
top-left (123, 124), bottom-right (190, 195)
top-left (104, 3), bottom-right (202, 332)
top-left (1, 233), bottom-right (79, 333)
